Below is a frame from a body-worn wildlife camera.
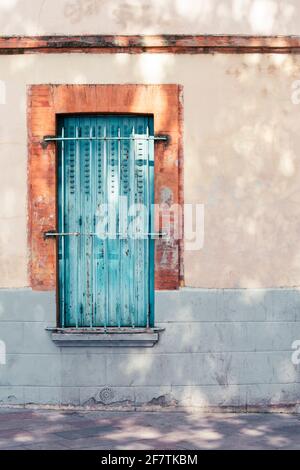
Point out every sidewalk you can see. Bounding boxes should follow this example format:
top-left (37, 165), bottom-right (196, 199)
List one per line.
top-left (0, 408), bottom-right (299, 450)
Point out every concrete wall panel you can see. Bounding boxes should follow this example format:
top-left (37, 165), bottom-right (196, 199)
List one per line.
top-left (0, 289), bottom-right (299, 409)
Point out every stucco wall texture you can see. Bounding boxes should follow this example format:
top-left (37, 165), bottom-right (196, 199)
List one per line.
top-left (1, 53), bottom-right (300, 288)
top-left (0, 288), bottom-right (299, 410)
top-left (1, 0), bottom-right (300, 36)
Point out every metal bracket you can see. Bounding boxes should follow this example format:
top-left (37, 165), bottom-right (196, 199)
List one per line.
top-left (147, 232), bottom-right (168, 239)
top-left (44, 230), bottom-right (80, 239)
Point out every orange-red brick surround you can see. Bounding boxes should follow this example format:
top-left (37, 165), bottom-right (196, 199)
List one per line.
top-left (28, 84), bottom-right (183, 291)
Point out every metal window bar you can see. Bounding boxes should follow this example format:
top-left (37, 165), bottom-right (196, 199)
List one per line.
top-left (43, 134), bottom-right (168, 143)
top-left (45, 231), bottom-right (166, 238)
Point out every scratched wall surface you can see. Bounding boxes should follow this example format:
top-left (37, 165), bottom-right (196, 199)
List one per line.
top-left (1, 54), bottom-right (300, 288)
top-left (1, 0), bottom-right (300, 35)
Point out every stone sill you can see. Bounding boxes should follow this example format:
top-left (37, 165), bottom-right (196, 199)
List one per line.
top-left (47, 327), bottom-right (163, 347)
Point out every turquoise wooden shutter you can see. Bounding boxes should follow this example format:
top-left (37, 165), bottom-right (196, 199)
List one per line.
top-left (57, 115), bottom-right (154, 328)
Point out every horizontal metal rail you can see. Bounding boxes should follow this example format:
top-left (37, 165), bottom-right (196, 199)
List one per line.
top-left (44, 231), bottom-right (167, 238)
top-left (43, 135), bottom-right (168, 143)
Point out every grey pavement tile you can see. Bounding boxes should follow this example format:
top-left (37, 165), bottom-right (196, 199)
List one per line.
top-left (0, 445), bottom-right (28, 450)
top-left (60, 437), bottom-right (122, 450)
top-left (0, 408), bottom-right (299, 450)
top-left (54, 425), bottom-right (123, 440)
top-left (22, 441), bottom-right (70, 450)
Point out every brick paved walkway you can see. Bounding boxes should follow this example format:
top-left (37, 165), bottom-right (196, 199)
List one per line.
top-left (0, 408), bottom-right (299, 450)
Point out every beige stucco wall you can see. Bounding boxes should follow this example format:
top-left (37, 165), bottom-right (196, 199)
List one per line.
top-left (1, 0), bottom-right (300, 35)
top-left (0, 53), bottom-right (300, 288)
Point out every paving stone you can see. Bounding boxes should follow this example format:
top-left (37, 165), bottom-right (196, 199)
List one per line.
top-left (0, 408), bottom-right (298, 450)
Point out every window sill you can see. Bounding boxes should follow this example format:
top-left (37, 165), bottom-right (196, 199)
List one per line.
top-left (46, 327), bottom-right (163, 348)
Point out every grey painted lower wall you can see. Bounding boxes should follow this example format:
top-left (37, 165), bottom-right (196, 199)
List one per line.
top-left (0, 288), bottom-right (300, 410)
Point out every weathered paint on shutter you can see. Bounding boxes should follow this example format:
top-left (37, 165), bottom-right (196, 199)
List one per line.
top-left (57, 115), bottom-right (154, 328)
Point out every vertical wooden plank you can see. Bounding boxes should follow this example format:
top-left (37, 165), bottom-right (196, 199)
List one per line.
top-left (75, 123), bottom-right (81, 327)
top-left (57, 121), bottom-right (64, 325)
top-left (134, 119), bottom-right (141, 327)
top-left (134, 120), bottom-right (141, 327)
top-left (117, 126), bottom-right (122, 328)
top-left (120, 117), bottom-right (131, 326)
top-left (142, 117), bottom-right (148, 328)
top-left (107, 117), bottom-right (120, 327)
top-left (148, 118), bottom-right (155, 327)
top-left (104, 123), bottom-right (109, 329)
top-left (94, 117), bottom-right (106, 327)
top-left (130, 124), bottom-right (137, 327)
top-left (89, 124), bottom-right (94, 327)
top-left (58, 117), bottom-right (78, 327)
top-left (134, 117), bottom-right (148, 327)
top-left (81, 118), bottom-right (93, 327)
top-left (60, 126), bottom-right (65, 328)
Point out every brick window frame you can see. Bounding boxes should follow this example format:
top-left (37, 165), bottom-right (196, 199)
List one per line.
top-left (27, 84), bottom-right (183, 291)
